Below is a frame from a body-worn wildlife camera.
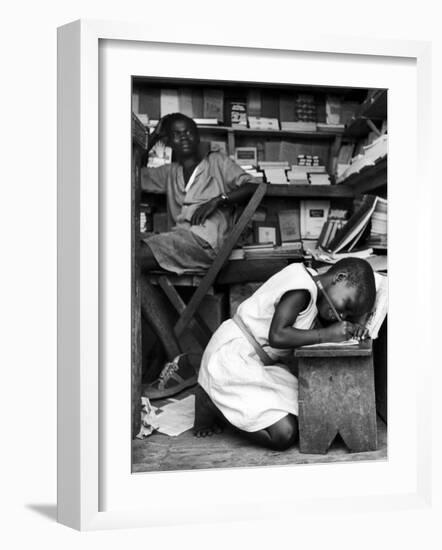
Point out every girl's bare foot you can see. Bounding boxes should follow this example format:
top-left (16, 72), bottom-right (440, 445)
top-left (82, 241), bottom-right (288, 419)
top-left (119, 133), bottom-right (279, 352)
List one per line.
top-left (193, 384), bottom-right (224, 437)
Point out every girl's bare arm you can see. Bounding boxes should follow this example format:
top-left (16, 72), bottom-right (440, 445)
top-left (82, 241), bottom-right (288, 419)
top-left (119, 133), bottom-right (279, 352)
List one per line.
top-left (269, 290), bottom-right (355, 348)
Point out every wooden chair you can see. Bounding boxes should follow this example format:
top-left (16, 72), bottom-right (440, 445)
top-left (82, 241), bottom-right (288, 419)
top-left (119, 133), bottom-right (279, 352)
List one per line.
top-left (147, 182), bottom-right (268, 350)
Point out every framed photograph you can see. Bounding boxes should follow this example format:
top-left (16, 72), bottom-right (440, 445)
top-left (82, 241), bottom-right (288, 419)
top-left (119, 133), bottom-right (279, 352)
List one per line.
top-left (58, 19), bottom-right (433, 531)
top-left (253, 222), bottom-right (280, 245)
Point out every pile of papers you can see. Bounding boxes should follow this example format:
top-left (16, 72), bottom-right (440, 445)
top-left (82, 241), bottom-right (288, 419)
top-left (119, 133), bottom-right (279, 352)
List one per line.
top-left (243, 242), bottom-right (303, 260)
top-left (337, 134), bottom-right (388, 183)
top-left (368, 197), bottom-right (387, 248)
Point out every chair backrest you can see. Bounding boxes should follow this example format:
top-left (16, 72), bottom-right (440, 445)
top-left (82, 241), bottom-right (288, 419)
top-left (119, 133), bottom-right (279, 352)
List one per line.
top-left (174, 182), bottom-right (267, 337)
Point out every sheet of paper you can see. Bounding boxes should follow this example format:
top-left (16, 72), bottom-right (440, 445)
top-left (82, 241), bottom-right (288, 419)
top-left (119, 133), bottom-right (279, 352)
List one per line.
top-left (304, 338), bottom-right (359, 348)
top-left (155, 395), bottom-right (195, 437)
top-left (366, 273), bottom-right (388, 339)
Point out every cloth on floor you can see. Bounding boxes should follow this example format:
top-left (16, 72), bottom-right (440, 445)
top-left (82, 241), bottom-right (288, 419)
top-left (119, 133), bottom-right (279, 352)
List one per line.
top-left (136, 396), bottom-right (160, 439)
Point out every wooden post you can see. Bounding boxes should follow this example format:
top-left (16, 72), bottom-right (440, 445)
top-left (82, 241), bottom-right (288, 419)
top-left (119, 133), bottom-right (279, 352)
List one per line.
top-left (131, 145), bottom-right (143, 439)
top-left (295, 340), bottom-right (377, 454)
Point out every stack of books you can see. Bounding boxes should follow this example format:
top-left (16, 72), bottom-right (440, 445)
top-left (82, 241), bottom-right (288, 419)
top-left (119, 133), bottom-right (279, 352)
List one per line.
top-left (317, 209), bottom-right (348, 250)
top-left (243, 242), bottom-right (303, 260)
top-left (337, 134), bottom-right (388, 184)
top-left (286, 166), bottom-right (309, 185)
top-left (258, 161), bottom-right (289, 184)
top-left (295, 93), bottom-right (317, 124)
top-left (323, 195), bottom-right (386, 254)
top-left (367, 197), bottom-right (387, 248)
top-left (194, 118), bottom-right (221, 126)
top-left (311, 247), bottom-right (375, 265)
top-left (248, 116), bottom-right (279, 130)
top-left (363, 134), bottom-right (388, 162)
top-left (297, 154), bottom-right (320, 167)
top-left (281, 121), bottom-right (316, 132)
top-left (308, 172), bottom-right (331, 185)
top-left (316, 122), bottom-right (345, 132)
top-left (286, 165), bottom-right (326, 185)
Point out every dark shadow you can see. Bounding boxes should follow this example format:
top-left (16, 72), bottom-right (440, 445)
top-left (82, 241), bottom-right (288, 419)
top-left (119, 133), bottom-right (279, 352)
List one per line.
top-left (328, 432), bottom-right (348, 452)
top-left (26, 504), bottom-right (57, 522)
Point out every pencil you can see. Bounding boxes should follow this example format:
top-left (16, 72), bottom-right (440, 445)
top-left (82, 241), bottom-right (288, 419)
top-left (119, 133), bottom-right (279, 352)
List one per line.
top-left (316, 280), bottom-right (342, 322)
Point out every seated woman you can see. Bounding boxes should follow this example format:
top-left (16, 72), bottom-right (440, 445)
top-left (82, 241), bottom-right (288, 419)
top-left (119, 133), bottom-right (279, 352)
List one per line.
top-left (139, 113), bottom-right (258, 399)
top-left (194, 258), bottom-right (376, 451)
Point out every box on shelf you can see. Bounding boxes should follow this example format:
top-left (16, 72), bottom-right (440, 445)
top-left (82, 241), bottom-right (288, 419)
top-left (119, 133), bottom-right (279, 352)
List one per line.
top-left (235, 147), bottom-right (258, 166)
top-left (300, 200), bottom-right (331, 240)
top-left (248, 116), bottom-right (279, 130)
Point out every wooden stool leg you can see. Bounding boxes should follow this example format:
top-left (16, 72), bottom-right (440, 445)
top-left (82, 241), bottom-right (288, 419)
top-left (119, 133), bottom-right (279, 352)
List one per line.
top-left (298, 364), bottom-right (339, 454)
top-left (335, 358), bottom-right (378, 452)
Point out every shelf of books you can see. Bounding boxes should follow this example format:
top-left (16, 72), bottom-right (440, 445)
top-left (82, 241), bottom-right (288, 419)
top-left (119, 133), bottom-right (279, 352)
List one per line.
top-left (198, 124), bottom-right (344, 140)
top-left (265, 184), bottom-right (355, 198)
top-left (134, 81), bottom-right (388, 278)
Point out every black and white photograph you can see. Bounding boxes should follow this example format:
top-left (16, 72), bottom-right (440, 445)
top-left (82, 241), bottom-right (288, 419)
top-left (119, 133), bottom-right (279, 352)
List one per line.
top-left (130, 78), bottom-right (388, 472)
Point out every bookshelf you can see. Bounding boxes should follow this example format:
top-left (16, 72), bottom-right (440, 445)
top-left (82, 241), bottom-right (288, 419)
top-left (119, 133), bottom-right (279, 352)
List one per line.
top-left (133, 78), bottom-right (388, 245)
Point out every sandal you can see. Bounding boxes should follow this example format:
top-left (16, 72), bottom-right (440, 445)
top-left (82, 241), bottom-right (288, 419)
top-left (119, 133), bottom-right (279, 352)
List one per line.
top-left (143, 354), bottom-right (198, 400)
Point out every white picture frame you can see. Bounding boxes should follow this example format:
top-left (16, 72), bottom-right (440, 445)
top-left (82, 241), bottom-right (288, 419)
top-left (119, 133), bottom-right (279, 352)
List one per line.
top-left (57, 19), bottom-right (433, 531)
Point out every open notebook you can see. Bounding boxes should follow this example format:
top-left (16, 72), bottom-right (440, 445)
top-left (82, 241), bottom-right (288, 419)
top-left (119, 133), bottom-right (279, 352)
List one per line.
top-left (305, 272), bottom-right (388, 347)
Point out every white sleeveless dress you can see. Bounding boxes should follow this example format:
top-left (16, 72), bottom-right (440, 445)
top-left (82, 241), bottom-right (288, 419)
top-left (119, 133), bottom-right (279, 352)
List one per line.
top-left (198, 264), bottom-right (318, 432)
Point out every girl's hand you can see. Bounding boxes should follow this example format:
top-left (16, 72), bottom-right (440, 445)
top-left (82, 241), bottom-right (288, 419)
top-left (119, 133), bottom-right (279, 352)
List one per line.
top-left (322, 321), bottom-right (356, 343)
top-left (352, 324), bottom-right (370, 341)
top-left (191, 197), bottom-right (221, 225)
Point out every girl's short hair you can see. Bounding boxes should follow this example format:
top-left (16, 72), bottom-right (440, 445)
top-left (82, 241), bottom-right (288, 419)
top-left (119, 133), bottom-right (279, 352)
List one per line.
top-left (328, 258), bottom-right (377, 314)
